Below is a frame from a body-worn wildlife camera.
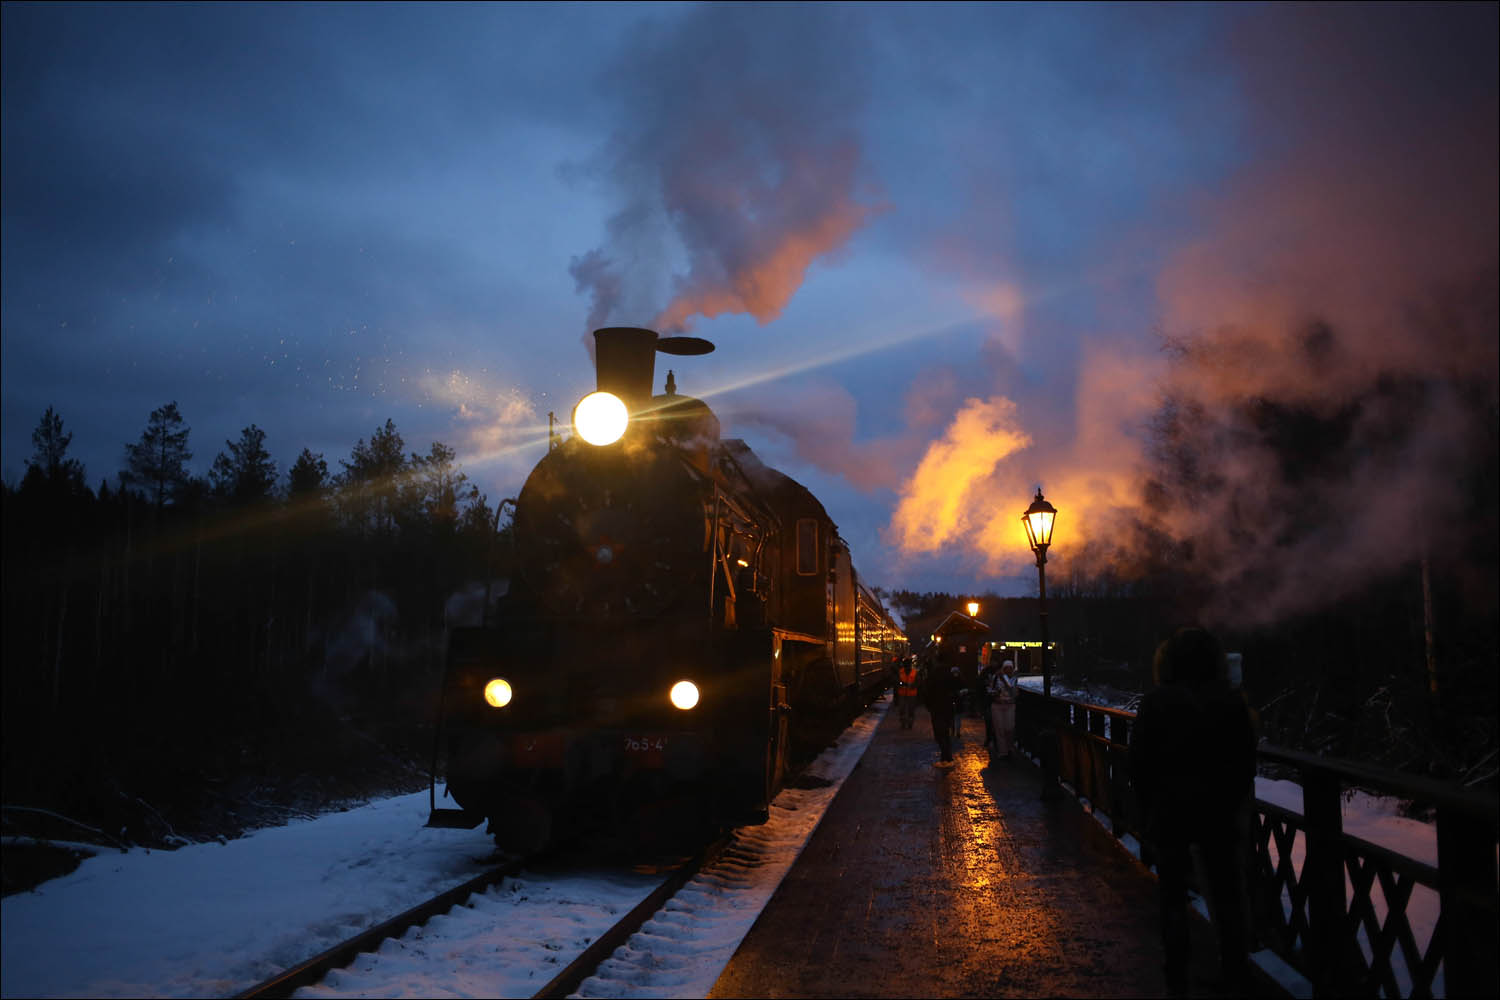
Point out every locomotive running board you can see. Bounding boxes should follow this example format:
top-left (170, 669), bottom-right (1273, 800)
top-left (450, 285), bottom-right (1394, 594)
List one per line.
top-left (426, 807), bottom-right (484, 829)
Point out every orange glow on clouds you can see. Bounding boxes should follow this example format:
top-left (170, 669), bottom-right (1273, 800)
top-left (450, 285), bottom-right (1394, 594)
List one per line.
top-left (888, 396), bottom-right (1031, 555)
top-left (889, 347), bottom-right (1161, 578)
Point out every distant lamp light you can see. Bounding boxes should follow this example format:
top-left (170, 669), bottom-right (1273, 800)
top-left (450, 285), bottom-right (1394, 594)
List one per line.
top-left (573, 391), bottom-right (628, 446)
top-left (1022, 488), bottom-right (1057, 558)
top-left (966, 601), bottom-right (980, 617)
top-left (483, 678), bottom-right (513, 708)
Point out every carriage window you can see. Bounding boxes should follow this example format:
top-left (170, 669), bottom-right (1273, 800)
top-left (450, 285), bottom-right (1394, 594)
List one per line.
top-left (796, 518), bottom-right (818, 575)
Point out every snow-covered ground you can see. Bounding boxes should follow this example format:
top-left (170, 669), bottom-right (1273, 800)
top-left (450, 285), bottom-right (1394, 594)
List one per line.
top-left (1, 701), bottom-right (890, 999)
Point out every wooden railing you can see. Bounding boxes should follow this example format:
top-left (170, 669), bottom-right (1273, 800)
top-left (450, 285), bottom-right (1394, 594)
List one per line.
top-left (1014, 689), bottom-right (1498, 999)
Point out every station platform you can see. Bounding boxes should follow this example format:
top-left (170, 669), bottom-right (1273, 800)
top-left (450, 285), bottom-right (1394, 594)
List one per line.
top-left (710, 698), bottom-right (1273, 998)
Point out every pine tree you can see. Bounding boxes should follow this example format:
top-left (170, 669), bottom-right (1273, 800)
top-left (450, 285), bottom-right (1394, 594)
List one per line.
top-left (25, 406), bottom-right (88, 494)
top-left (409, 441), bottom-right (467, 528)
top-left (287, 448), bottom-right (329, 500)
top-left (338, 419), bottom-right (407, 535)
top-left (210, 424), bottom-right (277, 504)
top-left (122, 402), bottom-right (192, 511)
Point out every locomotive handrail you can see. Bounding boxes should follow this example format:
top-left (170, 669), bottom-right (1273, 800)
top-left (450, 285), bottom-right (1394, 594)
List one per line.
top-left (1013, 688), bottom-right (1498, 998)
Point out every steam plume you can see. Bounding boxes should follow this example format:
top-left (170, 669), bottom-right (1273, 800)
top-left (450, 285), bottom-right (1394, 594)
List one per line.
top-left (885, 5), bottom-right (1497, 624)
top-left (569, 5), bottom-right (878, 333)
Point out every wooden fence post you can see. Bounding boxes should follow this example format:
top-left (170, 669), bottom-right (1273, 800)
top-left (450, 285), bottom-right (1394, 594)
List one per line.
top-left (1300, 768), bottom-right (1346, 997)
top-left (1436, 804), bottom-right (1499, 997)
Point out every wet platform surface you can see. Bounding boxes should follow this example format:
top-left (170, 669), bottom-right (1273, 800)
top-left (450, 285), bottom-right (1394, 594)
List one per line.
top-left (710, 699), bottom-right (1265, 998)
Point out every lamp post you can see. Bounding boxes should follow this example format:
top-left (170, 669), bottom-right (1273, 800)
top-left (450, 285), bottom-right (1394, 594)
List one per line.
top-left (1023, 488), bottom-right (1059, 800)
top-left (966, 600), bottom-right (980, 618)
top-left (1022, 488), bottom-right (1057, 698)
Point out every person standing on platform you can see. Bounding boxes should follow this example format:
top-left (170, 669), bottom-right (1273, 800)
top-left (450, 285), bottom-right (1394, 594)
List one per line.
top-left (923, 653), bottom-right (957, 766)
top-left (988, 658), bottom-right (1019, 761)
top-left (1130, 627), bottom-right (1257, 996)
top-left (950, 665), bottom-right (966, 740)
top-left (977, 645), bottom-right (998, 749)
top-left (896, 656), bottom-right (920, 729)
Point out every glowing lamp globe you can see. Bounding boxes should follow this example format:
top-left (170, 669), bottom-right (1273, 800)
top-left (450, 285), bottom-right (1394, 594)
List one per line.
top-left (670, 680), bottom-right (700, 710)
top-left (1022, 488), bottom-right (1057, 555)
top-left (483, 678), bottom-right (513, 708)
top-left (573, 391), bottom-right (628, 446)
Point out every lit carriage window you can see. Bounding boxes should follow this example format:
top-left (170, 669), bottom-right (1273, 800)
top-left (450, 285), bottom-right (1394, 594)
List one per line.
top-left (796, 518), bottom-right (818, 576)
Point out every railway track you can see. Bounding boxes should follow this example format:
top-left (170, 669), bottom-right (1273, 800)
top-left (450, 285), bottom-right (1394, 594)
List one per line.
top-left (230, 705), bottom-right (886, 999)
top-left (234, 837), bottom-right (728, 999)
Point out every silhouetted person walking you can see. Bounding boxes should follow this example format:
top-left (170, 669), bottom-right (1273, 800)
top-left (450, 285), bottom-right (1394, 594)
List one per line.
top-left (1130, 627), bottom-right (1256, 996)
top-left (923, 655), bottom-right (957, 766)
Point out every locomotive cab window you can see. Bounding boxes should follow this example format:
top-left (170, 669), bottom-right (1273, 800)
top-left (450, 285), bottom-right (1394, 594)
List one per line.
top-left (796, 518), bottom-right (818, 576)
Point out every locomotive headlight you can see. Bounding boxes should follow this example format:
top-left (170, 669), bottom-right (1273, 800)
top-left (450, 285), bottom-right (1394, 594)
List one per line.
top-left (483, 678), bottom-right (513, 708)
top-left (669, 680), bottom-right (700, 711)
top-left (573, 391), bottom-right (629, 446)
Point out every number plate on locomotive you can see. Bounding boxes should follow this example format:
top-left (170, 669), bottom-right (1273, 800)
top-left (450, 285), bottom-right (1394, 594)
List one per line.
top-left (622, 735), bottom-right (669, 753)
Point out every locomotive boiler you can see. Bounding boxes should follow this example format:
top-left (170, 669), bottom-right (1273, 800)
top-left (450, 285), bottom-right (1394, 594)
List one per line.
top-left (429, 327), bottom-right (906, 850)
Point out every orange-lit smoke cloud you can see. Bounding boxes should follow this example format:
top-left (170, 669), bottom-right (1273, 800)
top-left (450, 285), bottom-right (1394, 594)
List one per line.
top-left (887, 6), bottom-right (1497, 623)
top-left (888, 347), bottom-right (1161, 579)
top-left (569, 6), bottom-right (878, 335)
top-left (654, 144), bottom-right (874, 330)
top-left (888, 396), bottom-right (1032, 556)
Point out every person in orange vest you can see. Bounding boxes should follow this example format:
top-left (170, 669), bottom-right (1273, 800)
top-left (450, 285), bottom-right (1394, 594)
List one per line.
top-left (896, 656), bottom-right (920, 729)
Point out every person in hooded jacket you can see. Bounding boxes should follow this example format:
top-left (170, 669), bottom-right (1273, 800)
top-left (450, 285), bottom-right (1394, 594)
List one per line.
top-left (987, 658), bottom-right (1019, 761)
top-left (1130, 627), bottom-right (1257, 996)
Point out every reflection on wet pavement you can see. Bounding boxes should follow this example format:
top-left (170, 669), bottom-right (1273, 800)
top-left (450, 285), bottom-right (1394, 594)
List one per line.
top-left (711, 702), bottom-right (1243, 998)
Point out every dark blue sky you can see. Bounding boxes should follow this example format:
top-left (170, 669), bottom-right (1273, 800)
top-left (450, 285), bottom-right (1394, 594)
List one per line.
top-left (4, 3), bottom-right (1495, 601)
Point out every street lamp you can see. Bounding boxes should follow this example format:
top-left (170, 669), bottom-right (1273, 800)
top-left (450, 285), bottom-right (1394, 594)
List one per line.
top-left (1023, 488), bottom-right (1060, 800)
top-left (966, 600), bottom-right (980, 618)
top-left (1022, 488), bottom-right (1057, 698)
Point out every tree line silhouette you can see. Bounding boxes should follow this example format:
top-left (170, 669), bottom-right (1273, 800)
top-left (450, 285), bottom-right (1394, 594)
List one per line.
top-left (3, 403), bottom-right (511, 845)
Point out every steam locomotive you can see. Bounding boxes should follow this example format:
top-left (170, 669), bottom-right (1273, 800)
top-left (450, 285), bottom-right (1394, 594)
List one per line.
top-left (429, 327), bottom-right (906, 850)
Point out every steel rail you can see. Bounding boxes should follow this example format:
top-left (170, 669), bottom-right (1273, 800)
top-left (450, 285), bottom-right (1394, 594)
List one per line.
top-left (233, 852), bottom-right (536, 999)
top-left (530, 833), bottom-right (731, 999)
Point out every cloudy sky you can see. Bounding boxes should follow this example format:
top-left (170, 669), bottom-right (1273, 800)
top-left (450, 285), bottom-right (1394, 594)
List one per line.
top-left (4, 3), bottom-right (1495, 601)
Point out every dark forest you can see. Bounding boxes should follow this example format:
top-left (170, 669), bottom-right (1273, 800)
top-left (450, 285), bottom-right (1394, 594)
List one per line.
top-left (3, 404), bottom-right (512, 858)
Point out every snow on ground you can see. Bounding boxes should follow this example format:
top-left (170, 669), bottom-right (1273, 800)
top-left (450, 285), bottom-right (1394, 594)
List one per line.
top-left (575, 702), bottom-right (889, 999)
top-left (294, 868), bottom-right (668, 999)
top-left (3, 793), bottom-right (495, 997)
top-left (294, 700), bottom-right (891, 1000)
top-left (1, 700), bottom-right (890, 999)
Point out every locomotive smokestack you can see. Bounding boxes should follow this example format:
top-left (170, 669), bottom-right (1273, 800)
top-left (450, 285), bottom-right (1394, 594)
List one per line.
top-left (593, 327), bottom-right (658, 413)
